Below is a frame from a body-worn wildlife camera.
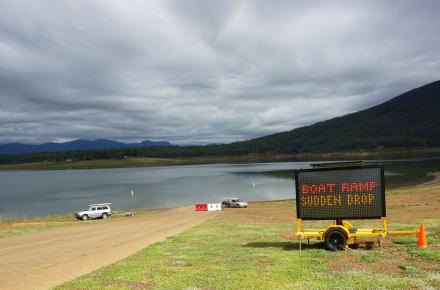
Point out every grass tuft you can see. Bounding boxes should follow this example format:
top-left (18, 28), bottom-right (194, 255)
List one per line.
top-left (360, 251), bottom-right (383, 263)
top-left (406, 247), bottom-right (440, 262)
top-left (392, 236), bottom-right (417, 245)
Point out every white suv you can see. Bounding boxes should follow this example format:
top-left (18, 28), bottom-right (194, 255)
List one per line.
top-left (222, 198), bottom-right (248, 208)
top-left (75, 203), bottom-right (112, 220)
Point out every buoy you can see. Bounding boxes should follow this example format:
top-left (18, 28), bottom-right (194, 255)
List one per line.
top-left (417, 224), bottom-right (427, 248)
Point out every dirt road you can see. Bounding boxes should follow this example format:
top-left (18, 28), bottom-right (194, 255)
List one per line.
top-left (0, 206), bottom-right (217, 290)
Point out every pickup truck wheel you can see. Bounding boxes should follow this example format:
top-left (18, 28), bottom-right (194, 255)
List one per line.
top-left (81, 215), bottom-right (88, 221)
top-left (325, 230), bottom-right (347, 251)
top-left (102, 213), bottom-right (108, 219)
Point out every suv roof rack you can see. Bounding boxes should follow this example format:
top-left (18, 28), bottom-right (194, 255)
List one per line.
top-left (89, 203), bottom-right (112, 207)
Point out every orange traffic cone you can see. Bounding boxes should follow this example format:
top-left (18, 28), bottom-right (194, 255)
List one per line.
top-left (417, 224), bottom-right (427, 248)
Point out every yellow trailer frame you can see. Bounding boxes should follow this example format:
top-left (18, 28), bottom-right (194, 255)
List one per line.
top-left (294, 162), bottom-right (420, 251)
top-left (295, 217), bottom-right (418, 250)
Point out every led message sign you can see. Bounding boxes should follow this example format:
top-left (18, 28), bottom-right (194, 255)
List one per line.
top-left (295, 165), bottom-right (386, 220)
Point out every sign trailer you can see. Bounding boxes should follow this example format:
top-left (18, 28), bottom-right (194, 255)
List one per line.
top-left (294, 162), bottom-right (418, 251)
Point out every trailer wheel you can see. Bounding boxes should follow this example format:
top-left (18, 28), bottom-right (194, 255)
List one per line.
top-left (325, 230), bottom-right (347, 251)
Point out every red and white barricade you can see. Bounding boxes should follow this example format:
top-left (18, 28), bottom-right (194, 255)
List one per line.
top-left (195, 203), bottom-right (222, 211)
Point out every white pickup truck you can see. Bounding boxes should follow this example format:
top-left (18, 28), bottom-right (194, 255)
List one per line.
top-left (74, 203), bottom-right (112, 220)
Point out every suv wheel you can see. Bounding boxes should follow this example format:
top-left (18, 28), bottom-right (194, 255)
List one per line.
top-left (81, 215), bottom-right (88, 221)
top-left (102, 213), bottom-right (108, 219)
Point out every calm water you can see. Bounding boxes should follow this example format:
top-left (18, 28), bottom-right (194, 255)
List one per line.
top-left (1, 159), bottom-right (439, 218)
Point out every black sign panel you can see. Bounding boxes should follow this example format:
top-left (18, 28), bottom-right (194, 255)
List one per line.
top-left (295, 165), bottom-right (386, 220)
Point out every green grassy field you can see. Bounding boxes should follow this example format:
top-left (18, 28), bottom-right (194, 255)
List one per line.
top-left (55, 184), bottom-right (440, 290)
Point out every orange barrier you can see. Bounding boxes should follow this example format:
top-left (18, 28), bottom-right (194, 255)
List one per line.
top-left (195, 204), bottom-right (208, 211)
top-left (417, 224), bottom-right (427, 248)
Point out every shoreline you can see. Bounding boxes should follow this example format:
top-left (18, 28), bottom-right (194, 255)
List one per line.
top-left (3, 171), bottom-right (440, 221)
top-left (0, 205), bottom-right (178, 222)
top-left (2, 170), bottom-right (439, 239)
top-left (2, 175), bottom-right (438, 228)
top-left (0, 156), bottom-right (298, 172)
top-left (1, 148), bottom-right (440, 171)
top-left (0, 206), bottom-right (181, 238)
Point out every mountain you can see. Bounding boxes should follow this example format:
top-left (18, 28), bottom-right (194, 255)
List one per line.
top-left (228, 80), bottom-right (440, 153)
top-left (0, 139), bottom-right (172, 155)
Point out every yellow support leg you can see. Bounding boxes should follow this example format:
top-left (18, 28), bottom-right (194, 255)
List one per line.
top-left (382, 217), bottom-right (388, 238)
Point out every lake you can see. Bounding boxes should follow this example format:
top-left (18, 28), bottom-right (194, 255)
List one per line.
top-left (1, 158), bottom-right (439, 218)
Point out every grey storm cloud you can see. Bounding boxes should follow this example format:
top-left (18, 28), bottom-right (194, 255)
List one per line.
top-left (0, 0), bottom-right (440, 144)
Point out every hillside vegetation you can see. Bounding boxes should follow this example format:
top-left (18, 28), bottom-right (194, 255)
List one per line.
top-left (236, 80), bottom-right (440, 153)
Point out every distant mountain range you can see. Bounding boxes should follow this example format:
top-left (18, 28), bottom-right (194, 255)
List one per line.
top-left (0, 139), bottom-right (172, 155)
top-left (230, 80), bottom-right (440, 153)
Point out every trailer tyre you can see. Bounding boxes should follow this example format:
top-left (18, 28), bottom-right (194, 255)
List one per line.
top-left (325, 230), bottom-right (347, 251)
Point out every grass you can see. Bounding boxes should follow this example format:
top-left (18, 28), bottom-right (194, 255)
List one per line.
top-left (407, 247), bottom-right (440, 262)
top-left (399, 264), bottom-right (421, 275)
top-left (360, 251), bottom-right (383, 263)
top-left (0, 209), bottom-right (159, 238)
top-left (56, 198), bottom-right (440, 289)
top-left (0, 213), bottom-right (77, 238)
top-left (387, 180), bottom-right (440, 195)
top-left (55, 217), bottom-right (439, 289)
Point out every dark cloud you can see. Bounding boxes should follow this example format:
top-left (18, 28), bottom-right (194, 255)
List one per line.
top-left (0, 0), bottom-right (439, 145)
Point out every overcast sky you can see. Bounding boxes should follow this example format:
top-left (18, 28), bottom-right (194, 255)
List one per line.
top-left (0, 1), bottom-right (439, 145)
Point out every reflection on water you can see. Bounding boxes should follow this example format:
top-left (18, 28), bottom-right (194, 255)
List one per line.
top-left (235, 158), bottom-right (440, 189)
top-left (0, 158), bottom-right (439, 218)
top-left (0, 163), bottom-right (303, 218)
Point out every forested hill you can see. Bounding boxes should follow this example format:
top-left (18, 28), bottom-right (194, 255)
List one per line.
top-left (229, 80), bottom-right (440, 153)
